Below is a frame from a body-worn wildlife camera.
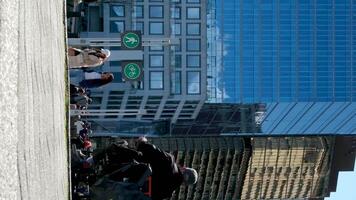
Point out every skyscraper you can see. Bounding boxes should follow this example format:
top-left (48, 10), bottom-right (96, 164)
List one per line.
top-left (207, 0), bottom-right (356, 134)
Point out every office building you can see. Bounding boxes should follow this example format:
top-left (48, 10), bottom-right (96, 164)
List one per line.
top-left (207, 0), bottom-right (356, 134)
top-left (241, 137), bottom-right (332, 199)
top-left (72, 0), bottom-right (207, 123)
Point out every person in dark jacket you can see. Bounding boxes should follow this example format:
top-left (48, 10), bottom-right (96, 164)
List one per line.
top-left (79, 72), bottom-right (114, 88)
top-left (135, 137), bottom-right (198, 200)
top-left (94, 138), bottom-right (198, 200)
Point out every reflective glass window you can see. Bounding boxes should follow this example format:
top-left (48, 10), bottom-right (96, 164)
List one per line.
top-left (187, 71), bottom-right (200, 94)
top-left (150, 6), bottom-right (163, 18)
top-left (149, 22), bottom-right (164, 35)
top-left (150, 71), bottom-right (164, 89)
top-left (171, 23), bottom-right (181, 35)
top-left (132, 22), bottom-right (144, 34)
top-left (171, 7), bottom-right (181, 19)
top-left (186, 39), bottom-right (200, 51)
top-left (150, 55), bottom-right (164, 68)
top-left (171, 72), bottom-right (181, 94)
top-left (110, 5), bottom-right (125, 17)
top-left (109, 61), bottom-right (121, 67)
top-left (112, 72), bottom-right (123, 83)
top-left (187, 7), bottom-right (200, 19)
top-left (110, 21), bottom-right (125, 33)
top-left (187, 55), bottom-right (200, 68)
top-left (171, 39), bottom-right (181, 52)
top-left (187, 23), bottom-right (200, 35)
top-left (132, 5), bottom-right (143, 18)
top-left (150, 46), bottom-right (164, 51)
top-left (171, 54), bottom-right (182, 68)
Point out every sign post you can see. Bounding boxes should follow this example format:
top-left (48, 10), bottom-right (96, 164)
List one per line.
top-left (119, 31), bottom-right (144, 83)
top-left (121, 31), bottom-right (142, 50)
top-left (121, 61), bottom-right (143, 81)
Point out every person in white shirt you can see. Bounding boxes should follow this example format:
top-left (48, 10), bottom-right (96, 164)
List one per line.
top-left (68, 47), bottom-right (110, 69)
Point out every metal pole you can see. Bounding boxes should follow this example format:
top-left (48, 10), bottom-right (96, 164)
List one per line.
top-left (70, 109), bottom-right (146, 116)
top-left (68, 38), bottom-right (179, 47)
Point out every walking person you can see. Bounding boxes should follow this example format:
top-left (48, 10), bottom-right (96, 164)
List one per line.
top-left (94, 137), bottom-right (198, 200)
top-left (135, 137), bottom-right (198, 200)
top-left (79, 71), bottom-right (114, 88)
top-left (68, 47), bottom-right (110, 69)
top-left (70, 71), bottom-right (114, 88)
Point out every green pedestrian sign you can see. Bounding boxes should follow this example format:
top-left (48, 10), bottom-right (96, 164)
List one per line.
top-left (121, 31), bottom-right (142, 50)
top-left (122, 61), bottom-right (143, 81)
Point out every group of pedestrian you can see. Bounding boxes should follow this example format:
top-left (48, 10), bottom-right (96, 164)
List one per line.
top-left (70, 84), bottom-right (92, 110)
top-left (68, 47), bottom-right (114, 198)
top-left (68, 47), bottom-right (114, 110)
top-left (68, 47), bottom-right (198, 199)
top-left (68, 47), bottom-right (114, 88)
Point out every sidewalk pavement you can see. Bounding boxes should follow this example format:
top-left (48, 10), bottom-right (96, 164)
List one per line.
top-left (0, 0), bottom-right (69, 199)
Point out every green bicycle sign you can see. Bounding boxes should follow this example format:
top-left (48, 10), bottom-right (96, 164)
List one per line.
top-left (122, 32), bottom-right (140, 49)
top-left (123, 62), bottom-right (142, 80)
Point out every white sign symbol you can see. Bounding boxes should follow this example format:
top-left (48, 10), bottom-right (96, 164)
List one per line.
top-left (125, 37), bottom-right (138, 45)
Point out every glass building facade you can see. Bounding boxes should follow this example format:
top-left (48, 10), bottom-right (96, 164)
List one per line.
top-left (207, 0), bottom-right (356, 134)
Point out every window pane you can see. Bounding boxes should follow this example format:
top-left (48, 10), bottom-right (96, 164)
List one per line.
top-left (187, 23), bottom-right (200, 35)
top-left (186, 39), bottom-right (200, 51)
top-left (110, 61), bottom-right (121, 67)
top-left (171, 7), bottom-right (181, 19)
top-left (149, 22), bottom-right (164, 35)
top-left (110, 5), bottom-right (125, 17)
top-left (187, 0), bottom-right (200, 3)
top-left (171, 39), bottom-right (181, 52)
top-left (132, 22), bottom-right (144, 34)
top-left (150, 72), bottom-right (163, 89)
top-left (187, 71), bottom-right (200, 94)
top-left (150, 6), bottom-right (163, 18)
top-left (110, 21), bottom-right (125, 33)
top-left (112, 72), bottom-right (123, 83)
top-left (171, 54), bottom-right (181, 68)
top-left (187, 7), bottom-right (200, 19)
top-left (171, 72), bottom-right (181, 94)
top-left (150, 55), bottom-right (164, 67)
top-left (150, 46), bottom-right (164, 51)
top-left (171, 23), bottom-right (181, 35)
top-left (187, 55), bottom-right (200, 67)
top-left (133, 6), bottom-right (143, 18)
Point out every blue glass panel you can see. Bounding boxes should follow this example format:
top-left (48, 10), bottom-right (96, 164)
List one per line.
top-left (207, 0), bottom-right (355, 133)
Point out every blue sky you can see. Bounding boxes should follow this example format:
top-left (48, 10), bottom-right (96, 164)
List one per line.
top-left (325, 157), bottom-right (356, 200)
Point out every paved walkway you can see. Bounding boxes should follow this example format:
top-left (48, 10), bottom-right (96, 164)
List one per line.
top-left (0, 0), bottom-right (69, 199)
